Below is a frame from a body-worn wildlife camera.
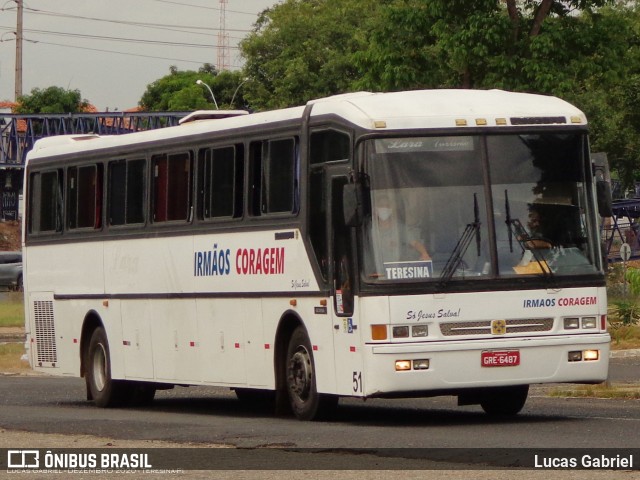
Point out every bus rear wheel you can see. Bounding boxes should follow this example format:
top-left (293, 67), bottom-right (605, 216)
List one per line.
top-left (479, 385), bottom-right (529, 416)
top-left (285, 326), bottom-right (336, 421)
top-left (85, 326), bottom-right (131, 407)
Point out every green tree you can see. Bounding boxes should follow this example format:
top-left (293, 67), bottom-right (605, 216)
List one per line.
top-left (240, 0), bottom-right (382, 110)
top-left (139, 65), bottom-right (247, 111)
top-left (15, 86), bottom-right (89, 113)
top-left (355, 0), bottom-right (614, 92)
top-left (567, 7), bottom-right (640, 193)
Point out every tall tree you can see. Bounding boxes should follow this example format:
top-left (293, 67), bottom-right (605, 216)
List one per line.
top-left (355, 0), bottom-right (615, 92)
top-left (240, 0), bottom-right (382, 110)
top-left (15, 86), bottom-right (89, 114)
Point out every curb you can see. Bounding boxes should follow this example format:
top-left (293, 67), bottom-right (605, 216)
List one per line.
top-left (0, 334), bottom-right (25, 343)
top-left (609, 348), bottom-right (640, 358)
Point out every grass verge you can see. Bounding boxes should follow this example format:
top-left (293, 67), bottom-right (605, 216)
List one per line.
top-left (549, 383), bottom-right (640, 400)
top-left (609, 325), bottom-right (640, 350)
top-left (0, 343), bottom-right (29, 373)
top-left (0, 292), bottom-right (24, 328)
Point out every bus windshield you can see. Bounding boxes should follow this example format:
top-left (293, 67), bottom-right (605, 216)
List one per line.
top-left (361, 133), bottom-right (599, 283)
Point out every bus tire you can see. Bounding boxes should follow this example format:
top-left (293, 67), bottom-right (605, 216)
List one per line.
top-left (480, 385), bottom-right (529, 416)
top-left (285, 326), bottom-right (337, 420)
top-left (86, 326), bottom-right (131, 408)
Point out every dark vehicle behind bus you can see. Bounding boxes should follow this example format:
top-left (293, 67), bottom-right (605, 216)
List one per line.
top-left (0, 252), bottom-right (22, 291)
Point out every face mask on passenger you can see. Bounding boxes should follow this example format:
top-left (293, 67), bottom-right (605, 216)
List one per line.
top-left (376, 207), bottom-right (392, 221)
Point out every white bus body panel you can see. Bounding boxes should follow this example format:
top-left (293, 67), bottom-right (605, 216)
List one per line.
top-left (25, 229), bottom-right (338, 391)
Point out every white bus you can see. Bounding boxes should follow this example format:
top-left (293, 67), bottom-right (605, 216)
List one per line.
top-left (23, 90), bottom-right (611, 420)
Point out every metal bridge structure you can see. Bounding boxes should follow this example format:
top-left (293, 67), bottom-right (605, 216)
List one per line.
top-left (0, 111), bottom-right (189, 168)
top-left (602, 198), bottom-right (640, 263)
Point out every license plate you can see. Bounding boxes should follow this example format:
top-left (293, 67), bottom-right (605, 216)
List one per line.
top-left (481, 350), bottom-right (520, 367)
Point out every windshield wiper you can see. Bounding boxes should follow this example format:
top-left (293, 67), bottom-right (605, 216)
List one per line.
top-left (504, 189), bottom-right (554, 278)
top-left (439, 194), bottom-right (481, 287)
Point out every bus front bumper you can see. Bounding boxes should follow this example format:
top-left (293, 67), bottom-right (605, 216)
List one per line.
top-left (362, 334), bottom-right (610, 397)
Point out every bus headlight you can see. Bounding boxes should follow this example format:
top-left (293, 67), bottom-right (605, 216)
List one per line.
top-left (583, 350), bottom-right (599, 361)
top-left (395, 360), bottom-right (411, 371)
top-left (564, 317), bottom-right (579, 329)
top-left (392, 326), bottom-right (410, 338)
top-left (412, 325), bottom-right (429, 337)
top-left (581, 317), bottom-right (597, 329)
top-left (568, 350), bottom-right (599, 362)
top-left (568, 351), bottom-right (582, 362)
top-left (413, 359), bottom-right (430, 370)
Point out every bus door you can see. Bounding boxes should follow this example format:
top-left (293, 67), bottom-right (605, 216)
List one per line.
top-left (327, 173), bottom-right (364, 396)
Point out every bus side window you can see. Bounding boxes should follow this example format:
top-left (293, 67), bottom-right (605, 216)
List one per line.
top-left (310, 129), bottom-right (350, 164)
top-left (109, 159), bottom-right (146, 226)
top-left (67, 164), bottom-right (103, 230)
top-left (248, 141), bottom-right (263, 217)
top-left (28, 169), bottom-right (63, 234)
top-left (266, 138), bottom-right (297, 213)
top-left (249, 137), bottom-right (298, 216)
top-left (198, 144), bottom-right (244, 220)
top-left (152, 152), bottom-right (193, 223)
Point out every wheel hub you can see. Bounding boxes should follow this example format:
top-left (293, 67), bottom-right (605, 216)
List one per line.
top-left (92, 344), bottom-right (107, 392)
top-left (288, 347), bottom-right (312, 400)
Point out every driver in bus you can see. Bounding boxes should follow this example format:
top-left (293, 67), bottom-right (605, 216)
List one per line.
top-left (525, 207), bottom-right (553, 249)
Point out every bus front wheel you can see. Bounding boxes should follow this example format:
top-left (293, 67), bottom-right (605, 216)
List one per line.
top-left (85, 326), bottom-right (131, 407)
top-left (285, 326), bottom-right (336, 420)
top-left (479, 385), bottom-right (529, 416)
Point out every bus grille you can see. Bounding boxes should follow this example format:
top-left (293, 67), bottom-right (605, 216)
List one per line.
top-left (33, 300), bottom-right (58, 366)
top-left (440, 318), bottom-right (554, 336)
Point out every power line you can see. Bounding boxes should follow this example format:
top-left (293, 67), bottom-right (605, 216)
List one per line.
top-left (24, 37), bottom-right (244, 68)
top-left (16, 7), bottom-right (254, 34)
top-left (0, 25), bottom-right (246, 48)
top-left (22, 27), bottom-right (217, 48)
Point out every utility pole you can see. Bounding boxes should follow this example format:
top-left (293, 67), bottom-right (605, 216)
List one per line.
top-left (14, 0), bottom-right (23, 100)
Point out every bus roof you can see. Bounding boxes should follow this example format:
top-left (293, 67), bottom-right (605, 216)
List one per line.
top-left (26, 89), bottom-right (586, 162)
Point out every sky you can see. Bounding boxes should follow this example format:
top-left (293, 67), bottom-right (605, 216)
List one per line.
top-left (0, 0), bottom-right (277, 111)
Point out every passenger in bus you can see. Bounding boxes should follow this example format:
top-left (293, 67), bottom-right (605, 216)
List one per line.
top-left (371, 194), bottom-right (431, 263)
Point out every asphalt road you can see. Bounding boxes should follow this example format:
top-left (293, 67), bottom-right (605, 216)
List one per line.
top-left (608, 354), bottom-right (640, 383)
top-left (0, 371), bottom-right (639, 469)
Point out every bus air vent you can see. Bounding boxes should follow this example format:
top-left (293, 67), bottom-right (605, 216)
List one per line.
top-left (440, 318), bottom-right (553, 336)
top-left (33, 300), bottom-right (58, 366)
top-left (179, 110), bottom-right (249, 124)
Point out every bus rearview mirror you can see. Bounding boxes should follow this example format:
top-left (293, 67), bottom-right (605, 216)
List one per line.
top-left (596, 180), bottom-right (613, 217)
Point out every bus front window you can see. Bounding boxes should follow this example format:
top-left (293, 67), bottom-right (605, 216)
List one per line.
top-left (361, 133), bottom-right (600, 284)
top-left (489, 133), bottom-right (599, 277)
top-left (362, 137), bottom-right (491, 283)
